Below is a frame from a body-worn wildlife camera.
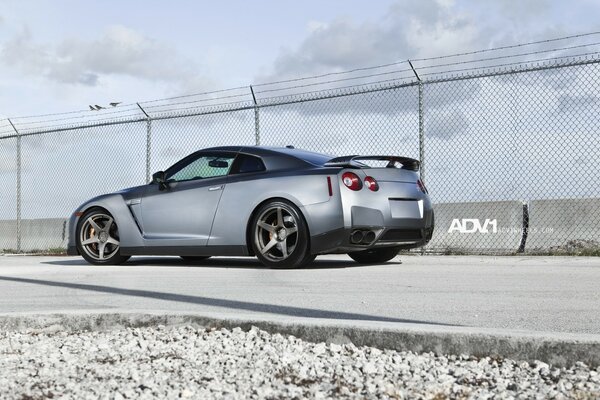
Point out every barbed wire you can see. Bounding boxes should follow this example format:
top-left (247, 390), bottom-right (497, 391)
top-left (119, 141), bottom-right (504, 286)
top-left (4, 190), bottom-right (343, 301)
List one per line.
top-left (13, 105), bottom-right (142, 127)
top-left (259, 76), bottom-right (416, 104)
top-left (138, 85), bottom-right (249, 105)
top-left (140, 99), bottom-right (254, 117)
top-left (142, 92), bottom-right (251, 110)
top-left (254, 70), bottom-right (415, 95)
top-left (9, 108), bottom-right (94, 120)
top-left (415, 41), bottom-right (600, 70)
top-left (412, 30), bottom-right (600, 61)
top-left (16, 113), bottom-right (148, 134)
top-left (2, 31), bottom-right (600, 127)
top-left (252, 32), bottom-right (600, 87)
top-left (252, 63), bottom-right (411, 87)
top-left (419, 51), bottom-right (600, 77)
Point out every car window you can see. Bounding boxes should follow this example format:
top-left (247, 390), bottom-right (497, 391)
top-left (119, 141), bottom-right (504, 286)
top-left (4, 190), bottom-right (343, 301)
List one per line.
top-left (167, 154), bottom-right (235, 182)
top-left (230, 154), bottom-right (266, 174)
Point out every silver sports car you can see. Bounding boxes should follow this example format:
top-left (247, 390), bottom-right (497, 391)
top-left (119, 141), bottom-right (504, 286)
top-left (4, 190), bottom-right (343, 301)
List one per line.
top-left (67, 146), bottom-right (434, 268)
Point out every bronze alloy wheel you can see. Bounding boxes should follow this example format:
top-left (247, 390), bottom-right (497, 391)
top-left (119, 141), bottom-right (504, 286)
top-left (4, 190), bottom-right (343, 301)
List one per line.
top-left (251, 200), bottom-right (314, 269)
top-left (77, 209), bottom-right (130, 265)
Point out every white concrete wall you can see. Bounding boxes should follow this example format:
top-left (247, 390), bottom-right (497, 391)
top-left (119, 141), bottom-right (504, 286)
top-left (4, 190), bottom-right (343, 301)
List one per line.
top-left (1, 198), bottom-right (599, 253)
top-left (527, 198), bottom-right (600, 250)
top-left (0, 220), bottom-right (17, 251)
top-left (0, 219), bottom-right (67, 252)
top-left (427, 201), bottom-right (525, 253)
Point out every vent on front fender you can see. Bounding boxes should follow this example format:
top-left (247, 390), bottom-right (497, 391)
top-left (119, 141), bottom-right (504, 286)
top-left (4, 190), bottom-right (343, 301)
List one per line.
top-left (379, 229), bottom-right (422, 242)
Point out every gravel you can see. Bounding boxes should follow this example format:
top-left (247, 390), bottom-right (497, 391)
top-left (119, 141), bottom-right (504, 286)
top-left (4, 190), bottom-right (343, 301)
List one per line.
top-left (1, 325), bottom-right (599, 399)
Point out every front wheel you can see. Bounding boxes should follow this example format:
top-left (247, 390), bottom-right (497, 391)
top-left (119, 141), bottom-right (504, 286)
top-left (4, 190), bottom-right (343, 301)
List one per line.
top-left (348, 246), bottom-right (400, 264)
top-left (251, 200), bottom-right (313, 269)
top-left (76, 209), bottom-right (130, 265)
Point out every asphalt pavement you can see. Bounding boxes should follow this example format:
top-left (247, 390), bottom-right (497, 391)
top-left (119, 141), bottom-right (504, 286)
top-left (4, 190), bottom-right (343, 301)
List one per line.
top-left (0, 254), bottom-right (598, 335)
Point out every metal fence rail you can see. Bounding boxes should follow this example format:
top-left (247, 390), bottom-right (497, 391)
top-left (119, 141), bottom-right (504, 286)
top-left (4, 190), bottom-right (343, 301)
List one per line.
top-left (1, 54), bottom-right (599, 255)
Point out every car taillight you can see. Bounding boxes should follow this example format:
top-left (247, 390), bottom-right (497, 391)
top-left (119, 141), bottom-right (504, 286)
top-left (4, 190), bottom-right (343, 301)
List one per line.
top-left (364, 176), bottom-right (379, 191)
top-left (342, 172), bottom-right (362, 191)
top-left (417, 179), bottom-right (428, 194)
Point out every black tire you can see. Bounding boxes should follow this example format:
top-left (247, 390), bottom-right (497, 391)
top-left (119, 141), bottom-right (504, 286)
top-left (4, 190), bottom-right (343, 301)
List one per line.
top-left (250, 200), bottom-right (313, 269)
top-left (76, 208), bottom-right (130, 265)
top-left (348, 246), bottom-right (400, 264)
top-left (180, 256), bottom-right (211, 263)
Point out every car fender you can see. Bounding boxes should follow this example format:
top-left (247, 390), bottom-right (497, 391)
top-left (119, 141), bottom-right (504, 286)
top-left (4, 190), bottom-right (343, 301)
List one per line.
top-left (68, 194), bottom-right (145, 251)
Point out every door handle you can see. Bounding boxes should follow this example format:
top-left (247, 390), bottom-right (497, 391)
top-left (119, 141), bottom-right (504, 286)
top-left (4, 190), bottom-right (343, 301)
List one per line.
top-left (208, 185), bottom-right (223, 191)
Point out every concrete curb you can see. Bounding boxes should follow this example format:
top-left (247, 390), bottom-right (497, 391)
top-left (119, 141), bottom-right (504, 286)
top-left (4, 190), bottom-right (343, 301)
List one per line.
top-left (0, 311), bottom-right (599, 368)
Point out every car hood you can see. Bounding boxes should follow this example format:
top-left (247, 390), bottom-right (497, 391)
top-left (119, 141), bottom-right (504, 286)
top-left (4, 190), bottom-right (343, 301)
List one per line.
top-left (75, 184), bottom-right (148, 212)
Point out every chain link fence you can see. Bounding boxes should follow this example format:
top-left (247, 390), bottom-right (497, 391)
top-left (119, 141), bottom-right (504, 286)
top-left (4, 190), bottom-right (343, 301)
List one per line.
top-left (1, 57), bottom-right (599, 255)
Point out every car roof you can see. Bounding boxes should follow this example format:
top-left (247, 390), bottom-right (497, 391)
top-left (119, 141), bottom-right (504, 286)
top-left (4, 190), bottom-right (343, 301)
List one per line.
top-left (204, 146), bottom-right (334, 167)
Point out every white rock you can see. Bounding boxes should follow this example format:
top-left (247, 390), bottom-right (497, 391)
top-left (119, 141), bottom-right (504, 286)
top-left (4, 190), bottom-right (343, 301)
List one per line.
top-left (362, 362), bottom-right (378, 374)
top-left (329, 343), bottom-right (342, 353)
top-left (313, 343), bottom-right (326, 355)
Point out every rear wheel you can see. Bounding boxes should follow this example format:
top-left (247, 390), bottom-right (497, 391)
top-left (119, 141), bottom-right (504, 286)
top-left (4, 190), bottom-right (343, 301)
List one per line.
top-left (348, 246), bottom-right (400, 264)
top-left (251, 200), bottom-right (313, 269)
top-left (76, 209), bottom-right (130, 265)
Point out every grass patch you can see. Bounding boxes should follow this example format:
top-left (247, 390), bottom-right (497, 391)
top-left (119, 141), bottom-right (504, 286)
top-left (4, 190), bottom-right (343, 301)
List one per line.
top-left (1, 247), bottom-right (67, 256)
top-left (526, 240), bottom-right (600, 256)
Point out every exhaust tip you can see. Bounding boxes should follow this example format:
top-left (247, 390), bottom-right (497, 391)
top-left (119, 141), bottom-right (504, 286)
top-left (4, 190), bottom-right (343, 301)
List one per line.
top-left (362, 231), bottom-right (376, 245)
top-left (350, 230), bottom-right (364, 244)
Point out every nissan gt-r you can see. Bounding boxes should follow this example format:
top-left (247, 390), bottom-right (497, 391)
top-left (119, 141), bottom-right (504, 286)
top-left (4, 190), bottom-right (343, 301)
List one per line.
top-left (67, 146), bottom-right (434, 268)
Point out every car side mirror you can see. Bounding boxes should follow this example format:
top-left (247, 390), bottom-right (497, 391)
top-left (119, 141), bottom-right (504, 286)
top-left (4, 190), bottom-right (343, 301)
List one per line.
top-left (152, 171), bottom-right (169, 191)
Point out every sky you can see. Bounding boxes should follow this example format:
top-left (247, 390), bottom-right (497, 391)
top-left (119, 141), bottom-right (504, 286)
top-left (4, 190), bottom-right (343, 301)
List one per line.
top-left (0, 0), bottom-right (599, 227)
top-left (1, 0), bottom-right (600, 118)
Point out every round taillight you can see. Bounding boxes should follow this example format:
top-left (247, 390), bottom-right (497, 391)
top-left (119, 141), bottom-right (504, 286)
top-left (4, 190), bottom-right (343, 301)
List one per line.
top-left (342, 172), bottom-right (362, 191)
top-left (364, 176), bottom-right (379, 191)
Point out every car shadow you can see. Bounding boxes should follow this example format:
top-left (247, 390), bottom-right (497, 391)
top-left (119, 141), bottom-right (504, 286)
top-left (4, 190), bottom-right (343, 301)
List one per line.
top-left (0, 275), bottom-right (454, 327)
top-left (43, 257), bottom-right (402, 270)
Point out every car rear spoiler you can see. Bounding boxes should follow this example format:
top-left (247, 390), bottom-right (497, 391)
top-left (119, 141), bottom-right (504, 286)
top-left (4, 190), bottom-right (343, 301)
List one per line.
top-left (324, 155), bottom-right (420, 171)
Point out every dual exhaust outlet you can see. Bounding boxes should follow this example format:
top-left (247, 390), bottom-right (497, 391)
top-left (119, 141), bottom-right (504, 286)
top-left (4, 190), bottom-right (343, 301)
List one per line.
top-left (350, 229), bottom-right (376, 245)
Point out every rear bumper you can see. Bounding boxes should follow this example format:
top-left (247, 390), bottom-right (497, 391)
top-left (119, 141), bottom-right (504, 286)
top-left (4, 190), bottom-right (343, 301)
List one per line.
top-left (310, 209), bottom-right (434, 255)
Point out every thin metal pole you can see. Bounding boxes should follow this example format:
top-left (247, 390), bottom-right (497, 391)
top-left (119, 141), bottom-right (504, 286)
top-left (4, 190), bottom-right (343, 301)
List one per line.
top-left (137, 103), bottom-right (152, 183)
top-left (250, 86), bottom-right (260, 145)
top-left (145, 119), bottom-right (152, 183)
top-left (409, 60), bottom-right (425, 182)
top-left (8, 119), bottom-right (21, 253)
top-left (418, 81), bottom-right (425, 183)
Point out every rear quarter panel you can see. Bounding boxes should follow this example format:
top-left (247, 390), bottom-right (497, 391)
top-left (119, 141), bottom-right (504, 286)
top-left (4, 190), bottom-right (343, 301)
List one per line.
top-left (208, 170), bottom-right (343, 246)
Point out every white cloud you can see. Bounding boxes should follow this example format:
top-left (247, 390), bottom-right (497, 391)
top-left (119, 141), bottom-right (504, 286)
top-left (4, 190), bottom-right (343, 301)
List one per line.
top-left (258, 0), bottom-right (484, 82)
top-left (557, 93), bottom-right (598, 113)
top-left (0, 25), bottom-right (201, 87)
top-left (426, 109), bottom-right (469, 140)
top-left (479, 0), bottom-right (549, 22)
top-left (0, 144), bottom-right (16, 173)
top-left (251, 0), bottom-right (485, 119)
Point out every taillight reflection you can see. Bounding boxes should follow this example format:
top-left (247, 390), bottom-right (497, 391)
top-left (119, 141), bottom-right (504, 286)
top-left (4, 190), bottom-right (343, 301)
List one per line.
top-left (342, 172), bottom-right (362, 191)
top-left (364, 176), bottom-right (379, 191)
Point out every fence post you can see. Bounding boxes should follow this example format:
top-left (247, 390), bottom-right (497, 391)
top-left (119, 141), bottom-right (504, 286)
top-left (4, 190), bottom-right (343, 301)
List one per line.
top-left (250, 86), bottom-right (260, 145)
top-left (408, 60), bottom-right (425, 182)
top-left (418, 81), bottom-right (425, 183)
top-left (137, 103), bottom-right (152, 183)
top-left (8, 119), bottom-right (21, 253)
